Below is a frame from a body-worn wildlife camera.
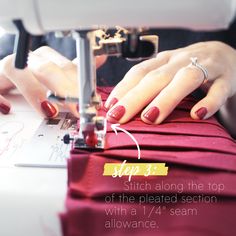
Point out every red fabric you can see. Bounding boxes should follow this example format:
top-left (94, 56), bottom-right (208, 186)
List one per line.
top-left (61, 199), bottom-right (236, 236)
top-left (61, 87), bottom-right (236, 236)
top-left (67, 154), bottom-right (236, 198)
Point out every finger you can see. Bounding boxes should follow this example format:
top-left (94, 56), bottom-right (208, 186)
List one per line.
top-left (32, 46), bottom-right (72, 68)
top-left (1, 55), bottom-right (58, 118)
top-left (28, 52), bottom-right (78, 116)
top-left (0, 95), bottom-right (11, 114)
top-left (0, 75), bottom-right (15, 94)
top-left (0, 61), bottom-right (16, 94)
top-left (104, 51), bottom-right (171, 110)
top-left (29, 47), bottom-right (80, 117)
top-left (34, 46), bottom-right (106, 73)
top-left (141, 65), bottom-right (205, 124)
top-left (32, 46), bottom-right (77, 85)
top-left (106, 61), bottom-right (179, 124)
top-left (28, 53), bottom-right (78, 97)
top-left (190, 77), bottom-right (231, 120)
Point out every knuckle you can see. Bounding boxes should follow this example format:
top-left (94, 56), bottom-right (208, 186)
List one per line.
top-left (128, 64), bottom-right (143, 74)
top-left (143, 69), bottom-right (166, 82)
top-left (61, 61), bottom-right (76, 71)
top-left (156, 50), bottom-right (170, 59)
top-left (171, 51), bottom-right (190, 61)
top-left (128, 61), bottom-right (151, 76)
top-left (209, 41), bottom-right (226, 49)
top-left (33, 45), bottom-right (51, 55)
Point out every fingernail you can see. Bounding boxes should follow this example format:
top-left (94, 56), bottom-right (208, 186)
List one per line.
top-left (107, 105), bottom-right (125, 123)
top-left (0, 103), bottom-right (10, 114)
top-left (143, 106), bottom-right (160, 123)
top-left (41, 101), bottom-right (57, 118)
top-left (195, 107), bottom-right (207, 119)
top-left (104, 97), bottom-right (118, 111)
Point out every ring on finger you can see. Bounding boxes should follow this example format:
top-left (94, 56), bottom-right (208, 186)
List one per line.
top-left (188, 57), bottom-right (208, 84)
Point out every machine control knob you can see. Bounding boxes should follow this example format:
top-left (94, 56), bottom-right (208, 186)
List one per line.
top-left (63, 134), bottom-right (74, 144)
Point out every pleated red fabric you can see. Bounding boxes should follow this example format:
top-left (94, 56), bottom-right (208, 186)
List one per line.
top-left (60, 87), bottom-right (236, 236)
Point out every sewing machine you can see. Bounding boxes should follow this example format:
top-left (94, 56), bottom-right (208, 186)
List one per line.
top-left (0, 0), bottom-right (235, 152)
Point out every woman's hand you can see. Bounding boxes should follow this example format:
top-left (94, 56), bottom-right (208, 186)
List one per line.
top-left (0, 46), bottom-right (106, 117)
top-left (105, 41), bottom-right (236, 124)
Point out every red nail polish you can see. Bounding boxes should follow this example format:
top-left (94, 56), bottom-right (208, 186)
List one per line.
top-left (107, 105), bottom-right (125, 123)
top-left (104, 97), bottom-right (118, 111)
top-left (195, 107), bottom-right (207, 119)
top-left (143, 107), bottom-right (160, 123)
top-left (0, 103), bottom-right (10, 114)
top-left (41, 101), bottom-right (57, 118)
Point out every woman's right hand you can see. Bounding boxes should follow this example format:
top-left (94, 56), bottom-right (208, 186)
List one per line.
top-left (0, 46), bottom-right (106, 117)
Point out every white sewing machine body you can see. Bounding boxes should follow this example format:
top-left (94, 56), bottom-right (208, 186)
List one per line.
top-left (0, 0), bottom-right (235, 34)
